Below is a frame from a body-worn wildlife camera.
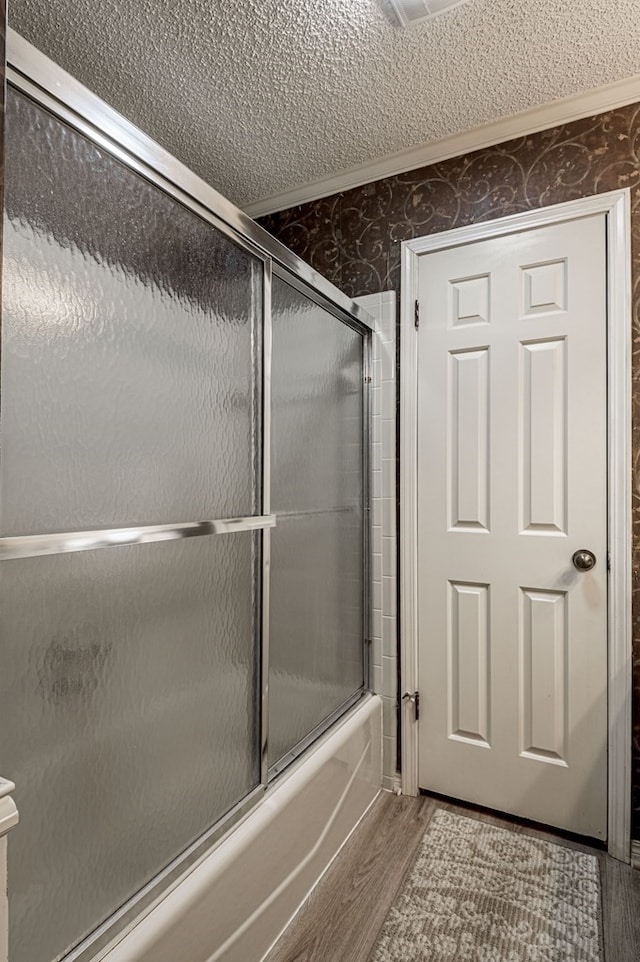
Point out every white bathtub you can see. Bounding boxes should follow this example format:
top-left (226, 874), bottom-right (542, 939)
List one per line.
top-left (98, 693), bottom-right (382, 962)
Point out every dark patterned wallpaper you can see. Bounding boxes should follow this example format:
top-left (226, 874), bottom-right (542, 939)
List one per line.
top-left (260, 102), bottom-right (640, 839)
top-left (0, 0), bottom-right (6, 302)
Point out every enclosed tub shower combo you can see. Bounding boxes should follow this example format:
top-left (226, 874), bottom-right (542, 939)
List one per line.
top-left (0, 30), bottom-right (381, 962)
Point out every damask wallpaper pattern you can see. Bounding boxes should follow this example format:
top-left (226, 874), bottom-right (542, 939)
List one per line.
top-left (260, 102), bottom-right (640, 837)
top-left (0, 1), bottom-right (6, 293)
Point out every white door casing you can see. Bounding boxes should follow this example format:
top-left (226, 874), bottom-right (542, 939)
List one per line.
top-left (419, 214), bottom-right (608, 837)
top-left (400, 190), bottom-right (632, 860)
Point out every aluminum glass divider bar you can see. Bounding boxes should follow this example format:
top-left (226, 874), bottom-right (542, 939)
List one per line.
top-left (261, 260), bottom-right (273, 786)
top-left (276, 506), bottom-right (358, 520)
top-left (6, 29), bottom-right (376, 334)
top-left (61, 785), bottom-right (266, 962)
top-left (0, 515), bottom-right (276, 561)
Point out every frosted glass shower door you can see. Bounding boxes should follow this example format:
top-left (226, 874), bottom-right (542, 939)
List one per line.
top-left (269, 277), bottom-right (365, 767)
top-left (0, 87), bottom-right (264, 962)
top-left (1, 90), bottom-right (262, 534)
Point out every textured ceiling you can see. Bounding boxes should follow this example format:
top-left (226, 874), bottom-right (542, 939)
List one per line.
top-left (9, 0), bottom-right (640, 210)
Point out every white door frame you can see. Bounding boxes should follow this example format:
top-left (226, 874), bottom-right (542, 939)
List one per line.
top-left (400, 189), bottom-right (633, 862)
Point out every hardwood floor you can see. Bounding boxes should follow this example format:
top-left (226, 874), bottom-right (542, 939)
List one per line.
top-left (264, 791), bottom-right (640, 962)
top-left (264, 793), bottom-right (435, 962)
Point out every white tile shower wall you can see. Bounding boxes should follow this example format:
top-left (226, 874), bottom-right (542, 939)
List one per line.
top-left (356, 292), bottom-right (397, 789)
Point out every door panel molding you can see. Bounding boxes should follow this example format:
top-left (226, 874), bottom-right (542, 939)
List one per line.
top-left (400, 189), bottom-right (632, 861)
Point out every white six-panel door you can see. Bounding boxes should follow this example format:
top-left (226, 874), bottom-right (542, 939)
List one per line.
top-left (416, 213), bottom-right (608, 839)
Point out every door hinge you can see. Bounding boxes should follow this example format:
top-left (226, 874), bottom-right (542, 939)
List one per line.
top-left (607, 552), bottom-right (611, 571)
top-left (403, 690), bottom-right (420, 721)
top-left (364, 375), bottom-right (372, 383)
top-left (414, 299), bottom-right (420, 330)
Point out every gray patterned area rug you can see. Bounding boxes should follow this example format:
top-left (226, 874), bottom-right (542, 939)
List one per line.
top-left (369, 809), bottom-right (603, 962)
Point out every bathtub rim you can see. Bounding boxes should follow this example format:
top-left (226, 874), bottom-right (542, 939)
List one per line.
top-left (60, 691), bottom-right (380, 962)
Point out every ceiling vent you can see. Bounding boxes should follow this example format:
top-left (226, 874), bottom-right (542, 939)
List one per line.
top-left (388, 0), bottom-right (471, 26)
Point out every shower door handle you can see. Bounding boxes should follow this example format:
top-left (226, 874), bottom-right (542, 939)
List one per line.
top-left (0, 514), bottom-right (277, 561)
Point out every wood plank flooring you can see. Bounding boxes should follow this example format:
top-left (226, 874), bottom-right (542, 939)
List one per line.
top-left (264, 791), bottom-right (640, 962)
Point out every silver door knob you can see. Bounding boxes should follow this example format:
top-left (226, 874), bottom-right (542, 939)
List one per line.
top-left (572, 549), bottom-right (596, 571)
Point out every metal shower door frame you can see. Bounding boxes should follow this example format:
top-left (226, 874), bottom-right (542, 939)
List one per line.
top-left (2, 28), bottom-right (374, 962)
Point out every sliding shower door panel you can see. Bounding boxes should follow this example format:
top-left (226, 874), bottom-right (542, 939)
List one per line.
top-left (1, 88), bottom-right (262, 536)
top-left (269, 278), bottom-right (365, 767)
top-left (0, 534), bottom-right (260, 962)
top-left (1, 84), bottom-right (265, 962)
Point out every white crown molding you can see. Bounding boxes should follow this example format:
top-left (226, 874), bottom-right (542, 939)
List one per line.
top-left (244, 74), bottom-right (640, 219)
